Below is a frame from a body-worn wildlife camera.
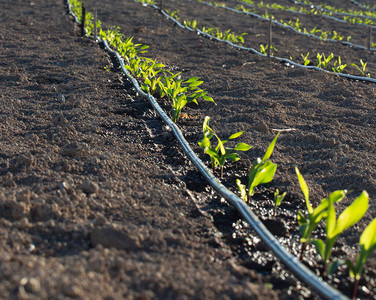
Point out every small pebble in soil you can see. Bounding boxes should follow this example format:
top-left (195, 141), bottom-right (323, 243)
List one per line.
top-left (80, 181), bottom-right (99, 194)
top-left (57, 94), bottom-right (65, 102)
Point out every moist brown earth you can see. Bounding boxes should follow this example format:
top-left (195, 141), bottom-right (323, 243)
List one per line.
top-left (1, 0), bottom-right (376, 299)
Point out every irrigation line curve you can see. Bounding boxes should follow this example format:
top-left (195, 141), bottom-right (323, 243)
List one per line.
top-left (202, 0), bottom-right (376, 52)
top-left (240, 0), bottom-right (376, 29)
top-left (146, 2), bottom-right (376, 83)
top-left (65, 1), bottom-right (352, 299)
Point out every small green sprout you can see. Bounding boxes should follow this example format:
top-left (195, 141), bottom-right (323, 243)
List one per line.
top-left (165, 9), bottom-right (180, 22)
top-left (295, 167), bottom-right (346, 261)
top-left (259, 44), bottom-right (277, 56)
top-left (301, 52), bottom-right (310, 66)
top-left (237, 133), bottom-right (280, 202)
top-left (248, 133), bottom-right (280, 197)
top-left (199, 116), bottom-right (252, 178)
top-left (163, 75), bottom-right (214, 122)
top-left (332, 30), bottom-right (344, 41)
top-left (273, 189), bottom-right (287, 217)
top-left (311, 191), bottom-right (369, 276)
top-left (346, 217), bottom-right (376, 299)
top-left (184, 19), bottom-right (198, 30)
top-left (332, 56), bottom-right (347, 73)
top-left (352, 59), bottom-right (369, 77)
top-left (317, 53), bottom-right (334, 69)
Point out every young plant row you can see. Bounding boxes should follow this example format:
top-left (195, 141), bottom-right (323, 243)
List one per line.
top-left (165, 5), bottom-right (370, 77)
top-left (291, 0), bottom-right (376, 20)
top-left (300, 52), bottom-right (370, 76)
top-left (70, 0), bottom-right (215, 123)
top-left (197, 116), bottom-right (376, 298)
top-left (68, 0), bottom-right (376, 297)
top-left (233, 3), bottom-right (353, 43)
top-left (165, 9), bottom-right (247, 44)
top-left (236, 0), bottom-right (376, 26)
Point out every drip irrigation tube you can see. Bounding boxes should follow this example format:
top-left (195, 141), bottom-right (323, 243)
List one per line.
top-left (66, 1), bottom-right (349, 298)
top-left (202, 0), bottom-right (376, 51)
top-left (150, 2), bottom-right (376, 83)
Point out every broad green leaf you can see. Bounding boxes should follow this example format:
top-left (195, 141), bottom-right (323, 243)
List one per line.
top-left (261, 132), bottom-right (280, 163)
top-left (188, 81), bottom-right (204, 88)
top-left (184, 77), bottom-right (199, 83)
top-left (326, 194), bottom-right (336, 237)
top-left (228, 131), bottom-right (244, 140)
top-left (216, 138), bottom-right (226, 156)
top-left (311, 239), bottom-right (325, 259)
top-left (255, 163), bottom-right (277, 185)
top-left (233, 143), bottom-right (252, 151)
top-left (295, 167), bottom-right (312, 214)
top-left (360, 216), bottom-right (376, 251)
top-left (202, 95), bottom-right (215, 103)
top-left (226, 153), bottom-right (240, 162)
top-left (331, 191), bottom-right (369, 238)
top-left (248, 158), bottom-right (262, 188)
top-left (198, 136), bottom-right (210, 149)
top-left (205, 149), bottom-right (219, 162)
top-left (249, 163), bottom-right (277, 195)
top-left (311, 190), bottom-right (346, 221)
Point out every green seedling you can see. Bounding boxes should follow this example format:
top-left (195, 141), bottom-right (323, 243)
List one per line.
top-left (184, 19), bottom-right (198, 30)
top-left (295, 167), bottom-right (347, 261)
top-left (165, 9), bottom-right (180, 21)
top-left (332, 30), bottom-right (344, 41)
top-left (346, 217), bottom-right (376, 299)
top-left (237, 133), bottom-right (280, 202)
top-left (316, 53), bottom-right (334, 69)
top-left (332, 56), bottom-right (347, 73)
top-left (165, 76), bottom-right (214, 122)
top-left (247, 132), bottom-right (280, 197)
top-left (352, 59), bottom-right (369, 77)
top-left (311, 191), bottom-right (369, 276)
top-left (199, 116), bottom-right (251, 178)
top-left (301, 52), bottom-right (310, 66)
top-left (202, 27), bottom-right (247, 44)
top-left (259, 44), bottom-right (277, 56)
top-left (273, 189), bottom-right (287, 217)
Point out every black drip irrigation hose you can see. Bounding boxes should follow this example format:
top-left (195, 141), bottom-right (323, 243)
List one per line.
top-left (204, 0), bottom-right (376, 52)
top-left (287, 0), bottom-right (376, 26)
top-left (149, 1), bottom-right (376, 83)
top-left (66, 1), bottom-right (350, 299)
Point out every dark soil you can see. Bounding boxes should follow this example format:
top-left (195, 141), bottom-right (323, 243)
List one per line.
top-left (1, 0), bottom-right (376, 299)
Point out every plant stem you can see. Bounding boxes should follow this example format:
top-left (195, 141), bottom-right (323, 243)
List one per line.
top-left (220, 166), bottom-right (223, 179)
top-left (352, 279), bottom-right (359, 300)
top-left (299, 243), bottom-right (307, 261)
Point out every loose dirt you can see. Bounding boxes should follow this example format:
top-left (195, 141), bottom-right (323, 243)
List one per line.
top-left (1, 0), bottom-right (376, 299)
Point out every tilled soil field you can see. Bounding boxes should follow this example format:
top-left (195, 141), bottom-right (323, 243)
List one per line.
top-left (1, 0), bottom-right (376, 299)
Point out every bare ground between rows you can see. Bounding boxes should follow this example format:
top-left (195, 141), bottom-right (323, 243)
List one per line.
top-left (83, 0), bottom-right (376, 297)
